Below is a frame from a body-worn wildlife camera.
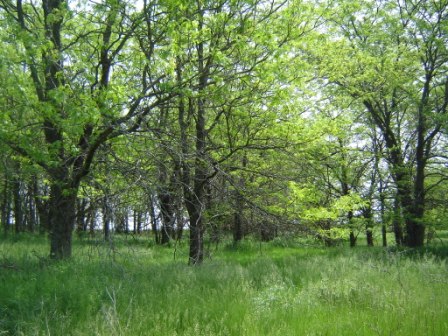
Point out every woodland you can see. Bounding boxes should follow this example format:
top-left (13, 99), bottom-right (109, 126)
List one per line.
top-left (1, 0), bottom-right (448, 334)
top-left (1, 0), bottom-right (448, 261)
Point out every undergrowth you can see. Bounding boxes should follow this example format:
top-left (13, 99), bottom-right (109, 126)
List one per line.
top-left (0, 234), bottom-right (447, 335)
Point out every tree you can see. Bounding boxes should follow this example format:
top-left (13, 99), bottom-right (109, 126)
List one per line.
top-left (317, 0), bottom-right (448, 247)
top-left (0, 0), bottom-right (173, 258)
top-left (136, 0), bottom-right (302, 264)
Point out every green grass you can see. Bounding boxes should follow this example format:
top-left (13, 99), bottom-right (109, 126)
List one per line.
top-left (0, 234), bottom-right (447, 335)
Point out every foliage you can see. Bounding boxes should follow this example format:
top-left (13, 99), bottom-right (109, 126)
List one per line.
top-left (0, 234), bottom-right (448, 335)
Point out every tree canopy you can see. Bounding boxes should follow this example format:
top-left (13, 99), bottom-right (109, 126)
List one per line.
top-left (1, 0), bottom-right (447, 262)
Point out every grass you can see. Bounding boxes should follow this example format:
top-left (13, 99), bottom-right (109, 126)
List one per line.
top-left (0, 233), bottom-right (447, 335)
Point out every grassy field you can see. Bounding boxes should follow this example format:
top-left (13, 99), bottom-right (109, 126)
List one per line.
top-left (0, 233), bottom-right (447, 335)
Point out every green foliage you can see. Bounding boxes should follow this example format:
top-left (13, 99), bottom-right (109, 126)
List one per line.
top-left (1, 234), bottom-right (448, 335)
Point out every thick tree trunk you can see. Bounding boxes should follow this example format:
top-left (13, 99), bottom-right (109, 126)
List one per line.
top-left (405, 150), bottom-right (426, 246)
top-left (405, 218), bottom-right (425, 247)
top-left (364, 99), bottom-right (427, 248)
top-left (186, 202), bottom-right (204, 265)
top-left (48, 183), bottom-right (78, 259)
top-left (398, 182), bottom-right (425, 247)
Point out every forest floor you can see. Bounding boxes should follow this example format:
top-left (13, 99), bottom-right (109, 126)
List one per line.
top-left (0, 233), bottom-right (447, 335)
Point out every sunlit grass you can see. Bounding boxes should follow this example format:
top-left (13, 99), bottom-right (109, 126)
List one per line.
top-left (1, 233), bottom-right (447, 335)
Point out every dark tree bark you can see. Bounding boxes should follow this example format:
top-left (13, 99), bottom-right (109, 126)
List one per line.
top-left (348, 211), bottom-right (357, 247)
top-left (48, 181), bottom-right (78, 259)
top-left (349, 231), bottom-right (357, 247)
top-left (233, 207), bottom-right (244, 244)
top-left (149, 195), bottom-right (161, 244)
top-left (364, 99), bottom-right (425, 247)
top-left (89, 208), bottom-right (97, 236)
top-left (76, 198), bottom-right (88, 235)
top-left (103, 197), bottom-right (111, 242)
top-left (175, 209), bottom-right (184, 241)
top-left (379, 186), bottom-right (387, 247)
top-left (25, 182), bottom-right (38, 232)
top-left (233, 156), bottom-right (247, 245)
top-left (133, 210), bottom-right (143, 234)
top-left (115, 210), bottom-right (128, 234)
top-left (159, 192), bottom-right (175, 244)
top-left (392, 195), bottom-right (404, 246)
top-left (363, 206), bottom-right (374, 247)
top-left (176, 6), bottom-right (208, 264)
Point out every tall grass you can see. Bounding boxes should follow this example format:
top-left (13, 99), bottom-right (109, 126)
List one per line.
top-left (0, 234), bottom-right (447, 335)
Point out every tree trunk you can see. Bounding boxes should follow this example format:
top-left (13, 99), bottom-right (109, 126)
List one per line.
top-left (159, 192), bottom-right (174, 244)
top-left (348, 211), bottom-right (356, 247)
top-left (176, 209), bottom-right (184, 241)
top-left (48, 183), bottom-right (78, 259)
top-left (89, 208), bottom-right (96, 236)
top-left (405, 218), bottom-right (425, 247)
top-left (233, 210), bottom-right (243, 244)
top-left (26, 184), bottom-right (38, 232)
top-left (363, 206), bottom-right (374, 247)
top-left (76, 198), bottom-right (88, 235)
top-left (233, 188), bottom-right (244, 245)
top-left (392, 196), bottom-right (404, 246)
top-left (33, 178), bottom-right (50, 234)
top-left (137, 211), bottom-right (142, 234)
top-left (103, 198), bottom-right (111, 242)
top-left (149, 195), bottom-right (160, 244)
top-left (124, 211), bottom-right (129, 234)
top-left (379, 192), bottom-right (387, 247)
top-left (12, 176), bottom-right (24, 233)
top-left (405, 154), bottom-right (426, 247)
top-left (366, 230), bottom-right (373, 246)
top-left (349, 231), bottom-right (357, 247)
top-left (186, 202), bottom-right (204, 265)
top-left (364, 99), bottom-right (427, 248)
top-left (1, 176), bottom-right (11, 236)
top-left (115, 210), bottom-right (127, 234)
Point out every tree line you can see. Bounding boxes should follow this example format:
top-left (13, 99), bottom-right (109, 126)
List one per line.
top-left (0, 0), bottom-right (447, 264)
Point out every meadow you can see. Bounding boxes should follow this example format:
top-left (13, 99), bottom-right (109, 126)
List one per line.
top-left (0, 233), bottom-right (447, 335)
